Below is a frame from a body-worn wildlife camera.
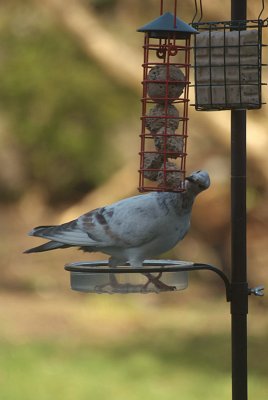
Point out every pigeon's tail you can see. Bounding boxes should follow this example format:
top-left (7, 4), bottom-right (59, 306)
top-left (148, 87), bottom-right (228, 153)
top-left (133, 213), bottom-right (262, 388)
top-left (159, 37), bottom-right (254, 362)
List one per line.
top-left (28, 221), bottom-right (77, 239)
top-left (27, 220), bottom-right (92, 246)
top-left (24, 240), bottom-right (71, 254)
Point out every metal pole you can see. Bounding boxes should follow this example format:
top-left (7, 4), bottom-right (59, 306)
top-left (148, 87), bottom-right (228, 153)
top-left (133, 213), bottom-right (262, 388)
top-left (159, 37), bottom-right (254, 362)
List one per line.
top-left (231, 1), bottom-right (248, 400)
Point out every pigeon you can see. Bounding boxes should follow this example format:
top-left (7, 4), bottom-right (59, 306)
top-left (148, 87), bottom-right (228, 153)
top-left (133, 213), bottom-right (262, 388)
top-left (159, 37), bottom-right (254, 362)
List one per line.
top-left (24, 170), bottom-right (210, 268)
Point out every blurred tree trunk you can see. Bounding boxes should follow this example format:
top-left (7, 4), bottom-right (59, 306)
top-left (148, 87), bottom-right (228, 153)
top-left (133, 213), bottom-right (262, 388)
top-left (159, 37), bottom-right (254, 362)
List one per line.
top-left (35, 0), bottom-right (140, 90)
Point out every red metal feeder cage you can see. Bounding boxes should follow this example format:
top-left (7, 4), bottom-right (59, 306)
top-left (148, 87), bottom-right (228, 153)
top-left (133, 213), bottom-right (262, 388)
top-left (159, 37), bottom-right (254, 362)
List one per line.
top-left (137, 2), bottom-right (198, 193)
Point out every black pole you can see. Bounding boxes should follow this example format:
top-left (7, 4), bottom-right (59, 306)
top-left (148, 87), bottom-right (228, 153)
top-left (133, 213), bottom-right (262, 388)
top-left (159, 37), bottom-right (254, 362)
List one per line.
top-left (230, 1), bottom-right (248, 400)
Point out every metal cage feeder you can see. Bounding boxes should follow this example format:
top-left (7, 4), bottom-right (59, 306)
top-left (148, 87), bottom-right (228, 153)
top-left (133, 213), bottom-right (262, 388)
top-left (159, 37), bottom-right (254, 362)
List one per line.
top-left (137, 5), bottom-right (198, 193)
top-left (192, 18), bottom-right (268, 111)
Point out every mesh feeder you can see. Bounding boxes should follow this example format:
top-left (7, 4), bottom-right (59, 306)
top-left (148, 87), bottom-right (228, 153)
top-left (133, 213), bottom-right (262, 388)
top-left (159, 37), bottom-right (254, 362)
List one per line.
top-left (137, 9), bottom-right (198, 192)
top-left (192, 19), bottom-right (268, 110)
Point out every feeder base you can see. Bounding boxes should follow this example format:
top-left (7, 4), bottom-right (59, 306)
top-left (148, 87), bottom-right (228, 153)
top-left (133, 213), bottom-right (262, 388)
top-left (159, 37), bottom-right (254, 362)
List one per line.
top-left (64, 260), bottom-right (192, 294)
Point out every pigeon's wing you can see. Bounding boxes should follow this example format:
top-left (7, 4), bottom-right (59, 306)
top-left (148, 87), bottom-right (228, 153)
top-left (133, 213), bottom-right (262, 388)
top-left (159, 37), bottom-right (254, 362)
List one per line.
top-left (29, 194), bottom-right (173, 249)
top-left (78, 194), bottom-right (169, 248)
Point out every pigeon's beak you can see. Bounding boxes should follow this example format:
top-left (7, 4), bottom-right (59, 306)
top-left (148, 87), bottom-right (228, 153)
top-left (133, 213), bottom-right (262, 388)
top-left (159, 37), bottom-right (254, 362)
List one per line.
top-left (185, 175), bottom-right (195, 183)
top-left (185, 174), bottom-right (207, 189)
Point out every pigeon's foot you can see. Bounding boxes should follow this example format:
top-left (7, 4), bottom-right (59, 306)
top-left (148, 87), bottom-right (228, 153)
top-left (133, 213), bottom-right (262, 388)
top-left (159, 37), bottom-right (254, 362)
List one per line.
top-left (94, 273), bottom-right (146, 293)
top-left (142, 272), bottom-right (176, 292)
top-left (94, 269), bottom-right (176, 293)
top-left (94, 273), bottom-right (119, 293)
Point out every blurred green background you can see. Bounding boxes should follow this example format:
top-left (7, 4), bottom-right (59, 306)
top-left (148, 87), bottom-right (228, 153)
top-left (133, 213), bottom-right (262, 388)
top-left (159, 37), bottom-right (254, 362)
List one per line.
top-left (0, 0), bottom-right (267, 399)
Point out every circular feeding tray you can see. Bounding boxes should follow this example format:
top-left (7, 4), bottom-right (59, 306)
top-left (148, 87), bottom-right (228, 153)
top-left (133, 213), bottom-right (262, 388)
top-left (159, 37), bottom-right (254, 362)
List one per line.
top-left (64, 260), bottom-right (192, 294)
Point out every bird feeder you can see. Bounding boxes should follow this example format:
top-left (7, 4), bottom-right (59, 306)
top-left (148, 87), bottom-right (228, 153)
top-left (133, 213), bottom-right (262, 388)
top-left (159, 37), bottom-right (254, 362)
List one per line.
top-left (64, 260), bottom-right (232, 299)
top-left (61, 2), bottom-right (266, 400)
top-left (65, 260), bottom-right (190, 294)
top-left (137, 3), bottom-right (198, 192)
top-left (192, 18), bottom-right (268, 110)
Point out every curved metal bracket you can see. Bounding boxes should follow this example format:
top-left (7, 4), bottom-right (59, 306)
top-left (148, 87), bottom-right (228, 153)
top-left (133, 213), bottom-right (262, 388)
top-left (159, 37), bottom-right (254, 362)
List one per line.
top-left (192, 263), bottom-right (231, 301)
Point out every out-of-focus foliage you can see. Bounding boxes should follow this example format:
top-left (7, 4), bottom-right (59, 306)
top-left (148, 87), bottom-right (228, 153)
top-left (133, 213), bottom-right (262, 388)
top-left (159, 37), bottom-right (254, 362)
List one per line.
top-left (89, 0), bottom-right (119, 12)
top-left (0, 1), bottom-right (138, 204)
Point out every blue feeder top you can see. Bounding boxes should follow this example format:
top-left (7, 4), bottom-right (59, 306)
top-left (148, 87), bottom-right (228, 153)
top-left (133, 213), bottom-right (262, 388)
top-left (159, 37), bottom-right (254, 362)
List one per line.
top-left (137, 12), bottom-right (198, 39)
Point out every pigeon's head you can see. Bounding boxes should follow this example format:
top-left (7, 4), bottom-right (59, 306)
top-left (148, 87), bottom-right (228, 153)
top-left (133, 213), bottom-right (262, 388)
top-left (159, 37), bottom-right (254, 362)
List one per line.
top-left (185, 170), bottom-right (210, 194)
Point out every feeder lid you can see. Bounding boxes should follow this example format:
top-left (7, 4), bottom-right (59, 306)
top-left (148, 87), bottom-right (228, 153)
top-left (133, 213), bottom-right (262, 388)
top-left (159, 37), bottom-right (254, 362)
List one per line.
top-left (137, 12), bottom-right (198, 39)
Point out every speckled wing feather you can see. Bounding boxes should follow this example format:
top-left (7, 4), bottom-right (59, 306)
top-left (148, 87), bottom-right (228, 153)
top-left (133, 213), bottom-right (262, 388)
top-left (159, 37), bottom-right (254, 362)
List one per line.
top-left (29, 193), bottom-right (168, 248)
top-left (78, 193), bottom-right (173, 248)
